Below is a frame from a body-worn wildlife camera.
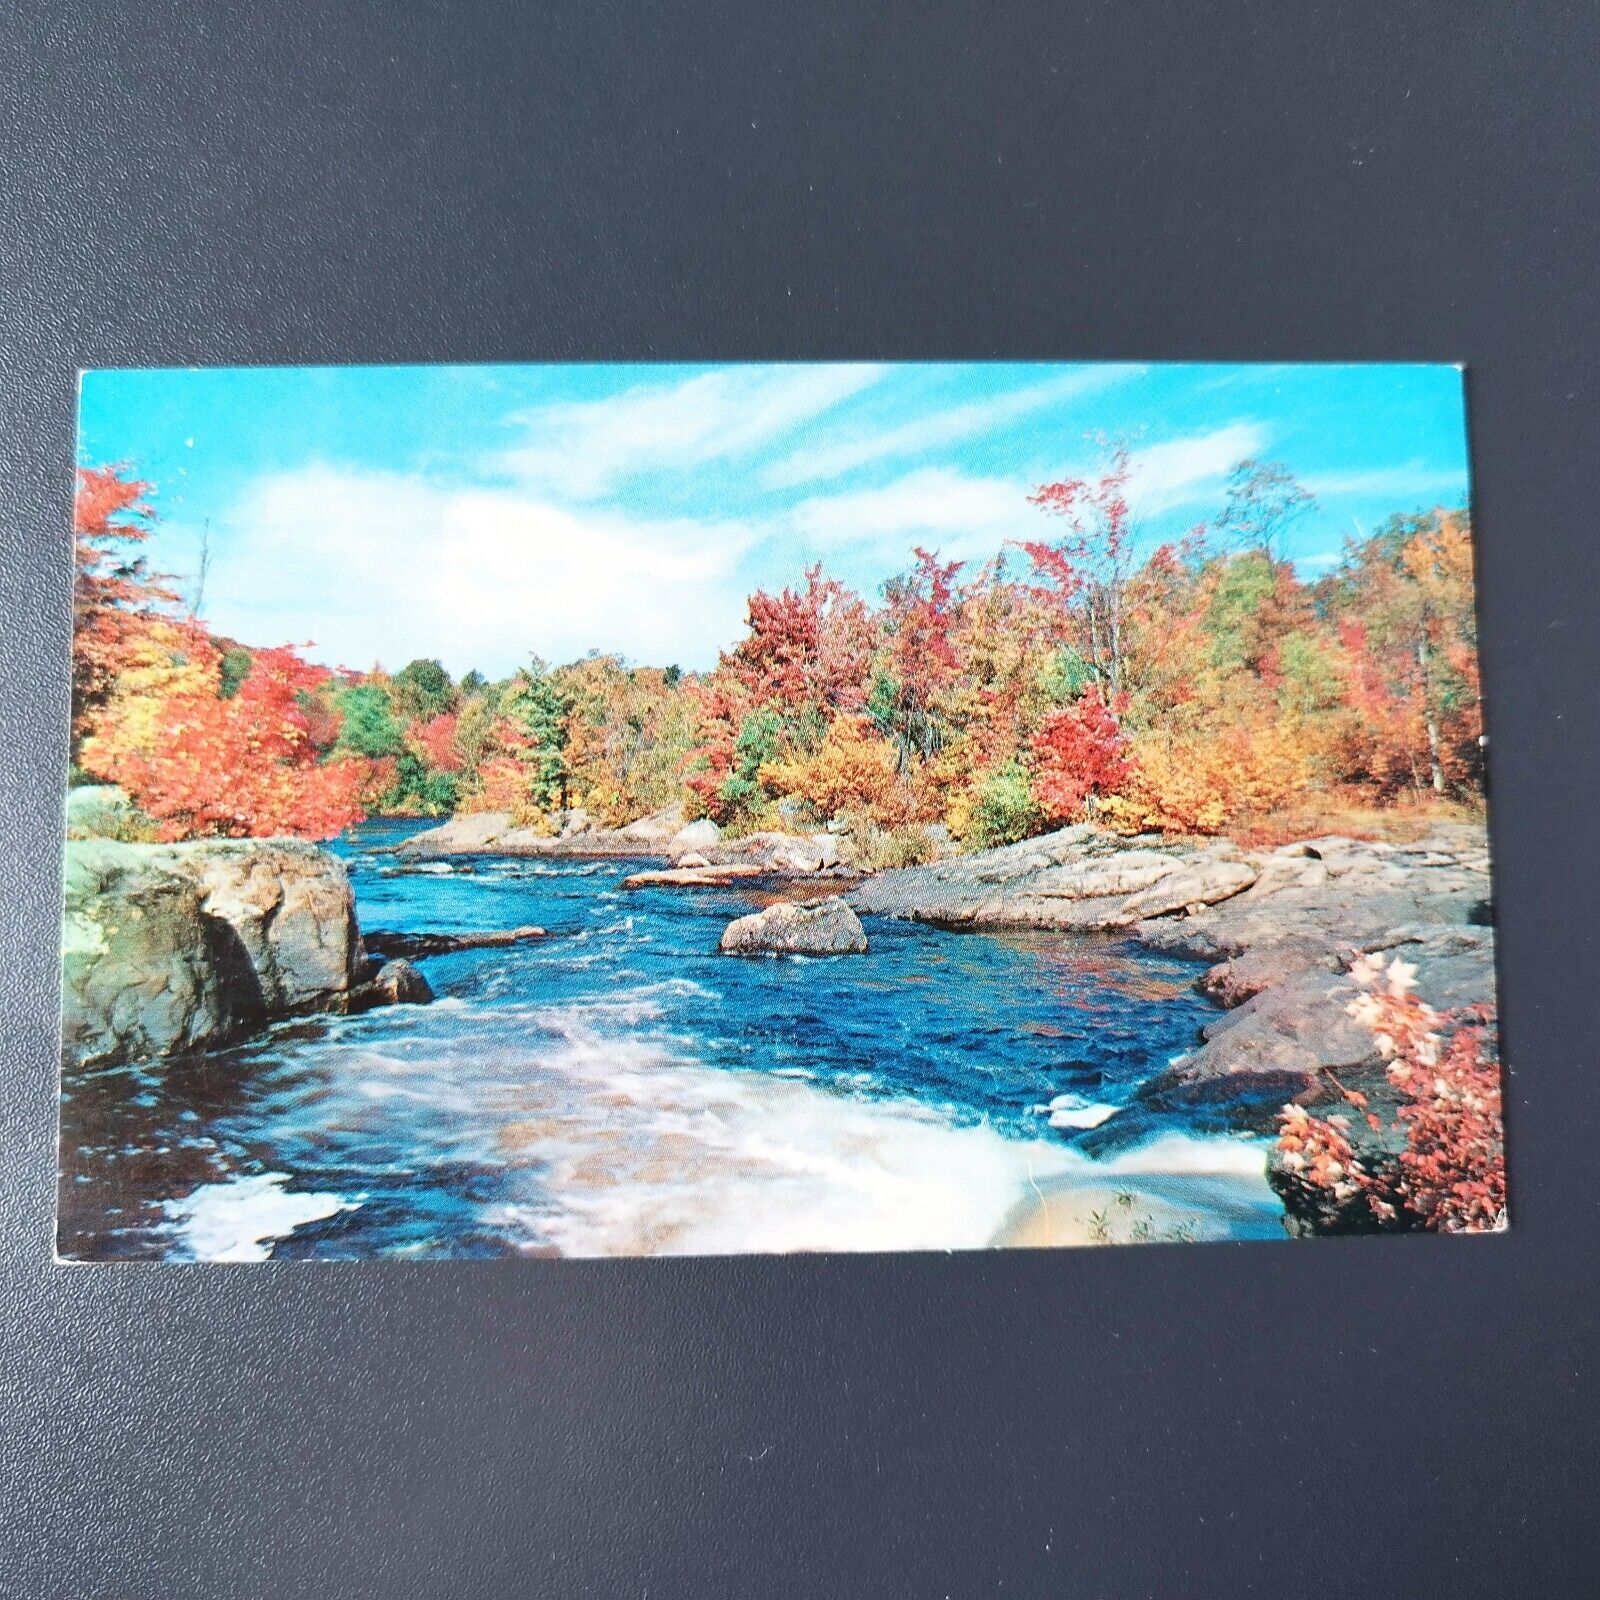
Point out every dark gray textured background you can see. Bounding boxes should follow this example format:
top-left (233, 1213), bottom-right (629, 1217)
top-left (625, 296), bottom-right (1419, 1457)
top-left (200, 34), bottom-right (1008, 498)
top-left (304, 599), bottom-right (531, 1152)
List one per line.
top-left (3, 4), bottom-right (1597, 1596)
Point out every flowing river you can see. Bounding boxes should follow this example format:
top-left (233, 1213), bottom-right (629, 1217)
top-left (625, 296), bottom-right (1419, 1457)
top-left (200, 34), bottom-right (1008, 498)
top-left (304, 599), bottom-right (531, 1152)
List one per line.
top-left (58, 819), bottom-right (1286, 1260)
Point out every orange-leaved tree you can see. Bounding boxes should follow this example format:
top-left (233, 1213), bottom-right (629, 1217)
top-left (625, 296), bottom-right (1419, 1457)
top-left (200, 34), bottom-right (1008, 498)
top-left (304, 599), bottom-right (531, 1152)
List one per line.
top-left (81, 640), bottom-right (372, 840)
top-left (70, 465), bottom-right (180, 747)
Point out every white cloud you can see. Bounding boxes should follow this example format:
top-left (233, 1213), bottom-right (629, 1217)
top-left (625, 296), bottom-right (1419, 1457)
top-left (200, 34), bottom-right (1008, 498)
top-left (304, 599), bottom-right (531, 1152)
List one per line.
top-left (203, 465), bottom-right (757, 675)
top-left (1124, 421), bottom-right (1270, 516)
top-left (786, 467), bottom-right (1046, 561)
top-left (493, 364), bottom-right (888, 498)
top-left (761, 366), bottom-right (1145, 489)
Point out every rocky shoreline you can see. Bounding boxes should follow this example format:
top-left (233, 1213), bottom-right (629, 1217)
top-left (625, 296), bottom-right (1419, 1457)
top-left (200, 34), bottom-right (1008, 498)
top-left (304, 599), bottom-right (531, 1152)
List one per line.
top-left (845, 820), bottom-right (1496, 1230)
top-left (394, 804), bottom-right (860, 878)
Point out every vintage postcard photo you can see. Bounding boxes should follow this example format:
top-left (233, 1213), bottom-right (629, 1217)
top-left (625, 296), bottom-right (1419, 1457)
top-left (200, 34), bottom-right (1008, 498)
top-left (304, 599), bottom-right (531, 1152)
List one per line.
top-left (58, 362), bottom-right (1502, 1260)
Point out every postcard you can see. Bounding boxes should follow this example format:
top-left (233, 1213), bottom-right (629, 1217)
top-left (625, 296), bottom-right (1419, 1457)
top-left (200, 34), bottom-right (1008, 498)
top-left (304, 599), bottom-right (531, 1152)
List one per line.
top-left (57, 361), bottom-right (1502, 1259)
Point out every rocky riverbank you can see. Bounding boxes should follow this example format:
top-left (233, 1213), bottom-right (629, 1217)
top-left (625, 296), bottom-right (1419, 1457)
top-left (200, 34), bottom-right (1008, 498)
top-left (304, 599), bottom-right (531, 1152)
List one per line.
top-left (394, 804), bottom-right (858, 877)
top-left (845, 820), bottom-right (1497, 1230)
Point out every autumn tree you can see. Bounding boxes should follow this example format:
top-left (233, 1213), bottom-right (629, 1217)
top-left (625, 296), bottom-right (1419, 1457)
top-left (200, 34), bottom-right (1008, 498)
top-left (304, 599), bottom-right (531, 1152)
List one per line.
top-left (501, 661), bottom-right (574, 812)
top-left (390, 657), bottom-right (456, 722)
top-left (872, 548), bottom-right (964, 764)
top-left (81, 641), bottom-right (371, 839)
top-left (1026, 440), bottom-right (1142, 696)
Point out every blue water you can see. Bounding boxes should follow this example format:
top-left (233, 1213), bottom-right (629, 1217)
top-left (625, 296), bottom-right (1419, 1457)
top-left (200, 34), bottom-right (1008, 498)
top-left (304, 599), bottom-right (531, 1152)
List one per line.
top-left (58, 819), bottom-right (1281, 1260)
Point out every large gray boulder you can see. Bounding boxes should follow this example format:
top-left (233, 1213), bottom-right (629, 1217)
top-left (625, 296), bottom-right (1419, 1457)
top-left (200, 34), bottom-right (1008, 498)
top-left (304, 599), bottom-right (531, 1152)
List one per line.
top-left (396, 811), bottom-right (513, 854)
top-left (669, 818), bottom-right (722, 853)
top-left (719, 896), bottom-right (869, 956)
top-left (61, 837), bottom-right (363, 1069)
top-left (615, 802), bottom-right (687, 843)
top-left (161, 839), bottom-right (361, 1013)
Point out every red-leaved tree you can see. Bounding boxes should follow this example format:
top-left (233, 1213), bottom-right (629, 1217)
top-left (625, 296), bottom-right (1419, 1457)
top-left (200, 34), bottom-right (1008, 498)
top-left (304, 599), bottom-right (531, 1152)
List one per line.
top-left (1029, 686), bottom-right (1131, 822)
top-left (92, 645), bottom-right (372, 840)
top-left (71, 465), bottom-right (179, 742)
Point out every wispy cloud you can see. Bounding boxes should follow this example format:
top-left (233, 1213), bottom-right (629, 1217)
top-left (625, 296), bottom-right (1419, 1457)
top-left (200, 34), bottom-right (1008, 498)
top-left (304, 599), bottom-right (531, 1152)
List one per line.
top-left (1302, 461), bottom-right (1467, 503)
top-left (492, 364), bottom-right (888, 498)
top-left (1125, 421), bottom-right (1270, 516)
top-left (761, 365), bottom-right (1145, 489)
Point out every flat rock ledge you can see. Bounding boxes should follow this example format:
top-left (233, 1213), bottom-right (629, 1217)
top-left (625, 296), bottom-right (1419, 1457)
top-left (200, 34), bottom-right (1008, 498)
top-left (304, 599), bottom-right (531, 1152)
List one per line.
top-left (719, 896), bottom-right (868, 956)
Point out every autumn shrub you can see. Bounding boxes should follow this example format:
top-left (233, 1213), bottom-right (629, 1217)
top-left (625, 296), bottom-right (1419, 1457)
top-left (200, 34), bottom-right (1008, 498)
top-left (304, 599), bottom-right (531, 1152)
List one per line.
top-left (842, 813), bottom-right (937, 871)
top-left (957, 760), bottom-right (1046, 849)
top-left (1274, 954), bottom-right (1506, 1233)
top-left (759, 715), bottom-right (907, 826)
top-left (1099, 721), bottom-right (1311, 836)
top-left (1028, 686), bottom-right (1130, 823)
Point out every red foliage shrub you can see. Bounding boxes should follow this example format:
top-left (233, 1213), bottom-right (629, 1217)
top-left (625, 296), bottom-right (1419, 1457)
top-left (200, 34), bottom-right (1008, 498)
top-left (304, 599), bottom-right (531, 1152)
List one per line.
top-left (1275, 955), bottom-right (1506, 1233)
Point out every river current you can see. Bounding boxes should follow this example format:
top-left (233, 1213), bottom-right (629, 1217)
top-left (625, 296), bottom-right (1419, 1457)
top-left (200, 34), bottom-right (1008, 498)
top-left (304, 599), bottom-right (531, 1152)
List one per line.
top-left (58, 819), bottom-right (1285, 1260)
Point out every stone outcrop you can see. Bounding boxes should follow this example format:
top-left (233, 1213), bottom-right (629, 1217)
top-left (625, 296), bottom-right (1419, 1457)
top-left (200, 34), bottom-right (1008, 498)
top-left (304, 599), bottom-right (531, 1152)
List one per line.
top-left (62, 837), bottom-right (364, 1069)
top-left (622, 864), bottom-right (766, 889)
top-left (847, 826), bottom-right (1259, 930)
top-left (668, 818), bottom-right (722, 852)
top-left (337, 957), bottom-right (434, 1015)
top-left (719, 896), bottom-right (869, 956)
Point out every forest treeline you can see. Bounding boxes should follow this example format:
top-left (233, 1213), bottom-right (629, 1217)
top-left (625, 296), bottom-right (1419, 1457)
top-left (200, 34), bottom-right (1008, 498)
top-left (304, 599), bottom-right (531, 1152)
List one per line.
top-left (70, 444), bottom-right (1483, 854)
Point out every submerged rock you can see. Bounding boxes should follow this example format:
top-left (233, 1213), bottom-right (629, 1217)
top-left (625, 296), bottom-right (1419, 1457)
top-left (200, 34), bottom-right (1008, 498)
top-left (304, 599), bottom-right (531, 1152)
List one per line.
top-left (719, 896), bottom-right (869, 956)
top-left (362, 925), bottom-right (548, 959)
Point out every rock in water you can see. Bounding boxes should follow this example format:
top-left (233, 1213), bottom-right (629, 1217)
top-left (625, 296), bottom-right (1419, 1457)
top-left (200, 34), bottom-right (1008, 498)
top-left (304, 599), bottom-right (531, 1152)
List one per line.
top-left (164, 839), bottom-right (361, 1012)
top-left (395, 811), bottom-right (513, 855)
top-left (361, 925), bottom-right (546, 959)
top-left (341, 958), bottom-right (435, 1014)
top-left (61, 837), bottom-right (362, 1068)
top-left (718, 896), bottom-right (868, 956)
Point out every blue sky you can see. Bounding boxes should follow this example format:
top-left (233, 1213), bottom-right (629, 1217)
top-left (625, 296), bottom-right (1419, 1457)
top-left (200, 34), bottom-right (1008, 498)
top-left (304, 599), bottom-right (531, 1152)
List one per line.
top-left (76, 361), bottom-right (1471, 676)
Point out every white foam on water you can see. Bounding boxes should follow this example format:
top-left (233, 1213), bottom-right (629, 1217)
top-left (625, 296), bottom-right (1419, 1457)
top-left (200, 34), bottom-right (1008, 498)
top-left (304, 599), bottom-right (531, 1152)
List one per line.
top-left (464, 1009), bottom-right (1279, 1257)
top-left (163, 1173), bottom-right (358, 1262)
top-left (233, 981), bottom-right (1282, 1258)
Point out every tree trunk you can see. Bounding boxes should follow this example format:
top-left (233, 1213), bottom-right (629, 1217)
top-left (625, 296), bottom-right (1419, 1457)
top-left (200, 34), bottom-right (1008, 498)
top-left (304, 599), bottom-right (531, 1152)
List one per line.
top-left (1417, 636), bottom-right (1445, 794)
